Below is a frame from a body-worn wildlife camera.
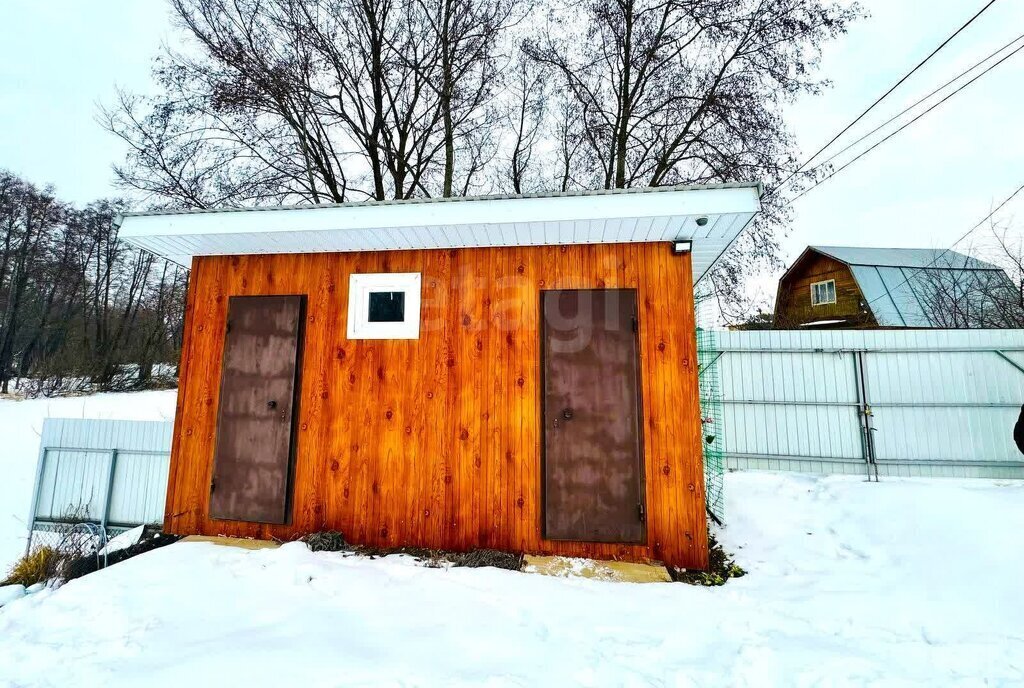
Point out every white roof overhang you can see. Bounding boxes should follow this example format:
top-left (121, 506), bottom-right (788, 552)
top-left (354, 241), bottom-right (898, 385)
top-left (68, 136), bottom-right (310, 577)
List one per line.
top-left (118, 182), bottom-right (762, 284)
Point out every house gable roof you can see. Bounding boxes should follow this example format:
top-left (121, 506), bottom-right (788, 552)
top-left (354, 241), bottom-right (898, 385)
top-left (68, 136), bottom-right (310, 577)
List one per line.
top-left (809, 245), bottom-right (1001, 271)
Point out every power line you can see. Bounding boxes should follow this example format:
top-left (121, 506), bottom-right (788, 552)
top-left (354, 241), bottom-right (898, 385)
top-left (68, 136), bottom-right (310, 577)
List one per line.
top-left (783, 39), bottom-right (1024, 207)
top-left (769, 0), bottom-right (1002, 198)
top-left (807, 31), bottom-right (1024, 176)
top-left (863, 181), bottom-right (1024, 309)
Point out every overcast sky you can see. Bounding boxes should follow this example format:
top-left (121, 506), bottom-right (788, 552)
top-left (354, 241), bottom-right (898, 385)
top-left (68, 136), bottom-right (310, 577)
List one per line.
top-left (2, 0), bottom-right (1022, 298)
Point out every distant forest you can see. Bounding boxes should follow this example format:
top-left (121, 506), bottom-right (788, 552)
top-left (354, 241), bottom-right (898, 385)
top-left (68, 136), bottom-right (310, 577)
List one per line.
top-left (0, 171), bottom-right (186, 397)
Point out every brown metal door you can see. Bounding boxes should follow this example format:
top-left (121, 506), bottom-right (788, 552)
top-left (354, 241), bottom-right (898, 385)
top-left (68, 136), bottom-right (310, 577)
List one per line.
top-left (210, 295), bottom-right (305, 524)
top-left (542, 289), bottom-right (645, 543)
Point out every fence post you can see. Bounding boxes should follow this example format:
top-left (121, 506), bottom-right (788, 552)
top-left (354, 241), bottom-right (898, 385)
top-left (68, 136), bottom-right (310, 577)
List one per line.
top-left (23, 447), bottom-right (49, 556)
top-left (853, 351), bottom-right (878, 482)
top-left (99, 449), bottom-right (118, 540)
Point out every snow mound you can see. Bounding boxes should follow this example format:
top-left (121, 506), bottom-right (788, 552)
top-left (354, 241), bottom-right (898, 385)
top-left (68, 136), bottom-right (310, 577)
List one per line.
top-left (0, 584), bottom-right (24, 607)
top-left (1, 472), bottom-right (1021, 686)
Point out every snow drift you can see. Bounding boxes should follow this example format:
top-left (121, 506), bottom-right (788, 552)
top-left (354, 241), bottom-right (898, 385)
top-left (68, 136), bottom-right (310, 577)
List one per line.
top-left (1, 472), bottom-right (1021, 686)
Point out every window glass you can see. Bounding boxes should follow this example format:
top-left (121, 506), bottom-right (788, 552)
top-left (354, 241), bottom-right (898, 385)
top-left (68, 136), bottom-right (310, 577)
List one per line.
top-left (811, 279), bottom-right (836, 306)
top-left (368, 291), bottom-right (405, 322)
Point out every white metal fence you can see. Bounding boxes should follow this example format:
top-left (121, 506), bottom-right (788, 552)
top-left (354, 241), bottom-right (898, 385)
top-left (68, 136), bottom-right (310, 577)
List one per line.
top-left (22, 330), bottom-right (1024, 552)
top-left (26, 418), bottom-right (173, 552)
top-left (709, 329), bottom-right (1024, 479)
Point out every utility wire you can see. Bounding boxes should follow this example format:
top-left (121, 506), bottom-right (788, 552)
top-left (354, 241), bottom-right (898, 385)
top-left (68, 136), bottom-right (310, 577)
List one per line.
top-left (768, 0), bottom-right (1002, 198)
top-left (783, 39), bottom-right (1024, 207)
top-left (807, 31), bottom-right (1024, 176)
top-left (862, 181), bottom-right (1024, 308)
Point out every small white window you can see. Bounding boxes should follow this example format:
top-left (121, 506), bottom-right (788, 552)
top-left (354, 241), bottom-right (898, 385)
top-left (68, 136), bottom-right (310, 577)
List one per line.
top-left (347, 273), bottom-right (421, 339)
top-left (810, 279), bottom-right (837, 306)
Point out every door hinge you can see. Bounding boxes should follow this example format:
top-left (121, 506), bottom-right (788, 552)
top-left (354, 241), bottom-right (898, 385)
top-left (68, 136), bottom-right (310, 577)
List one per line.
top-left (210, 478), bottom-right (217, 493)
top-left (631, 316), bottom-right (638, 333)
top-left (637, 501), bottom-right (646, 523)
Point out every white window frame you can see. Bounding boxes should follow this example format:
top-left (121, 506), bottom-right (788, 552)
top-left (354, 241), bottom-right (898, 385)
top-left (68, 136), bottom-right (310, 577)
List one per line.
top-left (810, 279), bottom-right (837, 306)
top-left (347, 272), bottom-right (422, 339)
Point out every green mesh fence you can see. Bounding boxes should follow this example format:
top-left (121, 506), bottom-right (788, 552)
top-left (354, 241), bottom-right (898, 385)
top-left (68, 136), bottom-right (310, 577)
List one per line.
top-left (695, 289), bottom-right (725, 523)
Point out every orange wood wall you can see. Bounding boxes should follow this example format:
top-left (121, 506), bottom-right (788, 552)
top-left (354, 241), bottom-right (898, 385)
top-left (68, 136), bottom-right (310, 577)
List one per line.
top-left (166, 243), bottom-right (709, 569)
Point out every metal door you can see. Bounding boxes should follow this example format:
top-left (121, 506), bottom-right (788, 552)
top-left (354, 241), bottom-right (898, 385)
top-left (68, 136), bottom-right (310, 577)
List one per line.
top-left (210, 295), bottom-right (305, 523)
top-left (542, 289), bottom-right (645, 543)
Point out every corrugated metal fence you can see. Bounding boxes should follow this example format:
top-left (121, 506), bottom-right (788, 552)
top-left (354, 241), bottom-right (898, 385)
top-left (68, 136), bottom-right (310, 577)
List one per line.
top-left (22, 330), bottom-right (1024, 551)
top-left (708, 329), bottom-right (1024, 478)
top-left (26, 418), bottom-right (173, 552)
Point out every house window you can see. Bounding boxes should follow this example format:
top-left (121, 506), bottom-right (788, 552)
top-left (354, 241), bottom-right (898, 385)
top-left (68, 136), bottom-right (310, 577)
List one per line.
top-left (347, 273), bottom-right (421, 339)
top-left (810, 279), bottom-right (837, 306)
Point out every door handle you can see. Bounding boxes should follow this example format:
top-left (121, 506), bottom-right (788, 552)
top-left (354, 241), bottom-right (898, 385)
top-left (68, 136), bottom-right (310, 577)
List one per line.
top-left (267, 400), bottom-right (277, 409)
top-left (562, 408), bottom-right (573, 420)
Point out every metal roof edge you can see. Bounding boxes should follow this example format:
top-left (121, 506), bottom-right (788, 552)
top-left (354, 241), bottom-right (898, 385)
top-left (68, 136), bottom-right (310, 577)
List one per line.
top-left (777, 246), bottom-right (818, 286)
top-left (694, 211), bottom-right (760, 285)
top-left (119, 182), bottom-right (763, 219)
top-left (808, 245), bottom-right (1004, 272)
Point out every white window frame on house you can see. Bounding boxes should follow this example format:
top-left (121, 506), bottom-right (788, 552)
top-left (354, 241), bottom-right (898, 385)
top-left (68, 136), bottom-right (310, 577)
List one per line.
top-left (347, 272), bottom-right (422, 339)
top-left (810, 279), bottom-right (837, 306)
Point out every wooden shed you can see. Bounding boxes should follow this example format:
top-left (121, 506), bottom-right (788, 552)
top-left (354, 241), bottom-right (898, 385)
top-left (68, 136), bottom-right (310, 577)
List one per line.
top-left (119, 183), bottom-right (762, 570)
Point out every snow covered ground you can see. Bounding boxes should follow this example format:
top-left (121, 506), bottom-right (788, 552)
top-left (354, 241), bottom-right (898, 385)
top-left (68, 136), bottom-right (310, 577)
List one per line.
top-left (0, 391), bottom-right (177, 573)
top-left (1, 471), bottom-right (1022, 686)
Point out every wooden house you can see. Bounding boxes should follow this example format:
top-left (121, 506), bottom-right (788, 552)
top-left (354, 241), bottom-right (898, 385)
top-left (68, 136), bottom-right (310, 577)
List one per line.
top-left (774, 246), bottom-right (1020, 329)
top-left (118, 183), bottom-right (762, 570)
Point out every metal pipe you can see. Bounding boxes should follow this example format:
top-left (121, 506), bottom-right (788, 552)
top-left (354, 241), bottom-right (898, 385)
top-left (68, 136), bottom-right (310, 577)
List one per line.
top-left (35, 447), bottom-right (169, 456)
top-left (717, 399), bottom-right (1022, 409)
top-left (24, 448), bottom-right (49, 556)
top-left (722, 451), bottom-right (1024, 469)
top-left (995, 350), bottom-right (1024, 376)
top-left (713, 347), bottom-right (1024, 354)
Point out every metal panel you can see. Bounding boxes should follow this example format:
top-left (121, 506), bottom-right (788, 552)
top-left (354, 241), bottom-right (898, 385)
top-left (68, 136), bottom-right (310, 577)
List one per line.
top-left (210, 295), bottom-right (305, 524)
top-left (876, 267), bottom-right (930, 327)
top-left (26, 418), bottom-right (173, 554)
top-left (118, 184), bottom-right (763, 284)
top-left (711, 329), bottom-right (1024, 480)
top-left (812, 246), bottom-right (999, 270)
top-left (542, 289), bottom-right (645, 543)
top-left (850, 266), bottom-right (904, 326)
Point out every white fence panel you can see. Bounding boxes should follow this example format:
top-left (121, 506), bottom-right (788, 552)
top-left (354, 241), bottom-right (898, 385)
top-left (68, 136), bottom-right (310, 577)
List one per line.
top-left (712, 329), bottom-right (1024, 479)
top-left (27, 418), bottom-right (174, 549)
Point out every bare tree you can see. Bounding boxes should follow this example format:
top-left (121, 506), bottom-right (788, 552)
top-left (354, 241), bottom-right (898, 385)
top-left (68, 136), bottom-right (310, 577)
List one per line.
top-left (500, 56), bottom-right (547, 194)
top-left (917, 226), bottom-right (1024, 329)
top-left (413, 0), bottom-right (523, 196)
top-left (524, 0), bottom-right (860, 314)
top-left (103, 0), bottom-right (522, 206)
top-left (0, 175), bottom-right (64, 393)
top-left (0, 171), bottom-right (186, 397)
top-left (525, 0), bottom-right (857, 189)
top-left (989, 220), bottom-right (1024, 316)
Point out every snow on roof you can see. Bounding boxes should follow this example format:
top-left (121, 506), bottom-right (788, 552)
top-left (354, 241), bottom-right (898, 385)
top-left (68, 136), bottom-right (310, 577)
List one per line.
top-left (117, 183), bottom-right (763, 284)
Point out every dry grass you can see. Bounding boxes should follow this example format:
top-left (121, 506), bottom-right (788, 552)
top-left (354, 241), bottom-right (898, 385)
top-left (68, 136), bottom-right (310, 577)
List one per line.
top-left (2, 546), bottom-right (56, 587)
top-left (669, 532), bottom-right (747, 586)
top-left (300, 531), bottom-right (524, 571)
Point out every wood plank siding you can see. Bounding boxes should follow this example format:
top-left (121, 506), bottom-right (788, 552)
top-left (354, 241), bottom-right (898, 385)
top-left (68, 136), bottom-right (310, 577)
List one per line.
top-left (165, 243), bottom-right (708, 569)
top-left (775, 252), bottom-right (875, 328)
